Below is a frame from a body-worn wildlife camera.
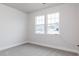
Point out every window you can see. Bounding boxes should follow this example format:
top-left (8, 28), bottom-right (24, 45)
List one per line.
top-left (47, 12), bottom-right (59, 34)
top-left (35, 15), bottom-right (45, 34)
top-left (35, 12), bottom-right (59, 34)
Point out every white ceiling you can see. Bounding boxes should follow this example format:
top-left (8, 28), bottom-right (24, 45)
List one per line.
top-left (3, 3), bottom-right (63, 13)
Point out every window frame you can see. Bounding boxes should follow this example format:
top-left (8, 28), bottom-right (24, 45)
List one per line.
top-left (35, 15), bottom-right (45, 34)
top-left (47, 12), bottom-right (60, 34)
top-left (34, 12), bottom-right (60, 35)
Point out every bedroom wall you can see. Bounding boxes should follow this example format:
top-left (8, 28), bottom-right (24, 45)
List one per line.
top-left (0, 3), bottom-right (79, 54)
top-left (28, 4), bottom-right (79, 53)
top-left (0, 4), bottom-right (28, 50)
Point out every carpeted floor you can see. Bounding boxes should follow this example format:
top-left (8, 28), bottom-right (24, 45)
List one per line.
top-left (0, 43), bottom-right (78, 56)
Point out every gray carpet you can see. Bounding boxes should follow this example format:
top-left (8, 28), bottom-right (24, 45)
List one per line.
top-left (0, 43), bottom-right (78, 56)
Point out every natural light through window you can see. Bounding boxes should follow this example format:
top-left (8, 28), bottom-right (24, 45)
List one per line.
top-left (35, 15), bottom-right (45, 34)
top-left (35, 12), bottom-right (59, 34)
top-left (47, 12), bottom-right (59, 34)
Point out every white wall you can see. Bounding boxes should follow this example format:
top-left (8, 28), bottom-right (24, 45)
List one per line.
top-left (28, 4), bottom-right (79, 53)
top-left (0, 3), bottom-right (79, 54)
top-left (0, 4), bottom-right (28, 50)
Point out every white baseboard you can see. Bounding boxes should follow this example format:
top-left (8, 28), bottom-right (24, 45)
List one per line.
top-left (0, 40), bottom-right (79, 55)
top-left (29, 41), bottom-right (79, 55)
top-left (0, 41), bottom-right (28, 51)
